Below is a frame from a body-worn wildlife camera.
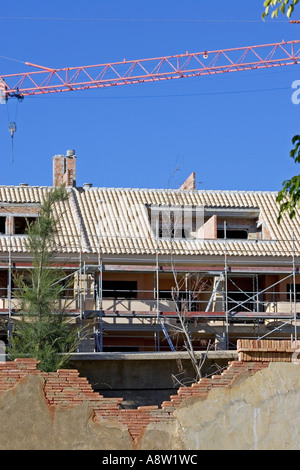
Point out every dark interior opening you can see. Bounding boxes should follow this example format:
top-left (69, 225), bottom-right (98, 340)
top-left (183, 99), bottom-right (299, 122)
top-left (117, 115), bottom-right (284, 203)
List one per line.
top-left (14, 217), bottom-right (36, 235)
top-left (217, 229), bottom-right (248, 239)
top-left (102, 280), bottom-right (138, 298)
top-left (0, 217), bottom-right (5, 234)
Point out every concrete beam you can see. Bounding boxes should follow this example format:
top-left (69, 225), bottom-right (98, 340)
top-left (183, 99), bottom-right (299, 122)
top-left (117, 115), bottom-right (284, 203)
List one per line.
top-left (69, 350), bottom-right (238, 361)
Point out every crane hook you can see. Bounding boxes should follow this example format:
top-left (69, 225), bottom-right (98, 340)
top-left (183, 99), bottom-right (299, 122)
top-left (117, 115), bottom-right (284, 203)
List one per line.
top-left (8, 121), bottom-right (16, 138)
top-left (8, 122), bottom-right (16, 163)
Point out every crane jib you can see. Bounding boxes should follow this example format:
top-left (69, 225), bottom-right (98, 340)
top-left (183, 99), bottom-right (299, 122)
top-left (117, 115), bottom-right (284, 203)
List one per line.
top-left (1, 40), bottom-right (300, 101)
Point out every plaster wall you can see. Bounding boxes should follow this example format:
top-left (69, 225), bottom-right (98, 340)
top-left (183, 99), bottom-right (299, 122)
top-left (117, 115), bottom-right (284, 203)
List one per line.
top-left (173, 362), bottom-right (300, 450)
top-left (0, 360), bottom-right (299, 450)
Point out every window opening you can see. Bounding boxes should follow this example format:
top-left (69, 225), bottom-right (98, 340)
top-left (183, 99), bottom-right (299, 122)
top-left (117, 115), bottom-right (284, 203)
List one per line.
top-left (0, 217), bottom-right (5, 234)
top-left (14, 216), bottom-right (36, 235)
top-left (101, 280), bottom-right (138, 299)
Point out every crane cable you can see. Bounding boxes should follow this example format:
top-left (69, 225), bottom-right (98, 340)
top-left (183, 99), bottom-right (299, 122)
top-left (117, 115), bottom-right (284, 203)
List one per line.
top-left (0, 54), bottom-right (26, 162)
top-left (6, 98), bottom-right (20, 163)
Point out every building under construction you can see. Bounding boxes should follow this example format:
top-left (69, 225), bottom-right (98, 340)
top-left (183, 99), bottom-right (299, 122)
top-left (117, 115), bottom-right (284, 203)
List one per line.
top-left (1, 150), bottom-right (299, 354)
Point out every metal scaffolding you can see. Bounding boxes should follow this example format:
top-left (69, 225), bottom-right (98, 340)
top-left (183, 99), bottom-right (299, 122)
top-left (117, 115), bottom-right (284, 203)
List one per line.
top-left (0, 229), bottom-right (299, 352)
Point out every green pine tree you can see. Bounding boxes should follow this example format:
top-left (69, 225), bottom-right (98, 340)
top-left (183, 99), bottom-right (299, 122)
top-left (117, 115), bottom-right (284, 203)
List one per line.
top-left (8, 185), bottom-right (81, 372)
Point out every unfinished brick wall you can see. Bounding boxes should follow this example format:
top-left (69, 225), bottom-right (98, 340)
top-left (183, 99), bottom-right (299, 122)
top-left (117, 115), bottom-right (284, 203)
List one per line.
top-left (161, 360), bottom-right (269, 410)
top-left (0, 358), bottom-right (174, 442)
top-left (197, 214), bottom-right (217, 239)
top-left (237, 339), bottom-right (300, 362)
top-left (0, 339), bottom-right (298, 445)
top-left (179, 172), bottom-right (196, 190)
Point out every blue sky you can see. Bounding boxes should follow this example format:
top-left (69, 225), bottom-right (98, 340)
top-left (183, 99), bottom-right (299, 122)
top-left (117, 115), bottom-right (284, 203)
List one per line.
top-left (1, 0), bottom-right (300, 191)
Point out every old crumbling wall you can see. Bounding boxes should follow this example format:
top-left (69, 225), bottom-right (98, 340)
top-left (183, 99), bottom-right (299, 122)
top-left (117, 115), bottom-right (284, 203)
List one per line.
top-left (0, 339), bottom-right (299, 450)
top-left (174, 361), bottom-right (300, 450)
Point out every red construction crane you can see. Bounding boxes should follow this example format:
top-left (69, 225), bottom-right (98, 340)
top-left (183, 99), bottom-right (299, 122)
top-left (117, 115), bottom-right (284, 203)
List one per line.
top-left (1, 40), bottom-right (300, 101)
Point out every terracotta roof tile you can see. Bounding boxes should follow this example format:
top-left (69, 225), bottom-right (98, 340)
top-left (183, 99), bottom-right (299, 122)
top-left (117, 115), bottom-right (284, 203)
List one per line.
top-left (0, 186), bottom-right (299, 257)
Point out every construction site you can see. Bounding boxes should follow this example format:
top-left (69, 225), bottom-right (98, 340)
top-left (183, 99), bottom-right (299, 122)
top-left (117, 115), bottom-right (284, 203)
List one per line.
top-left (0, 29), bottom-right (300, 409)
top-left (0, 149), bottom-right (299, 405)
top-left (2, 3), bottom-right (300, 451)
top-left (0, 151), bottom-right (299, 349)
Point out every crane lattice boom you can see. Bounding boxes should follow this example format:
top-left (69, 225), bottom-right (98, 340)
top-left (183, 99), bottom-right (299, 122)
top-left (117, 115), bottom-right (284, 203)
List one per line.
top-left (1, 40), bottom-right (300, 99)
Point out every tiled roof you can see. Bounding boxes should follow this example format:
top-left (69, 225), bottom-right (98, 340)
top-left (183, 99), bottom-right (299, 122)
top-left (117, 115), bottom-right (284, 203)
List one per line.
top-left (0, 185), bottom-right (299, 258)
top-left (0, 186), bottom-right (81, 254)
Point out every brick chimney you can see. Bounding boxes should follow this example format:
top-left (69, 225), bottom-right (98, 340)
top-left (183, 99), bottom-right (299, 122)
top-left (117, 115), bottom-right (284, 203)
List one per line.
top-left (53, 150), bottom-right (77, 187)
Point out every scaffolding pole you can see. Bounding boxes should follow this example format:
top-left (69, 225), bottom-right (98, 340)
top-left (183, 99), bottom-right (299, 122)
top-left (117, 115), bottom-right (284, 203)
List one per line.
top-left (155, 220), bottom-right (160, 351)
top-left (8, 234), bottom-right (12, 319)
top-left (258, 320), bottom-right (292, 341)
top-left (97, 201), bottom-right (103, 312)
top-left (226, 273), bottom-right (294, 315)
top-left (79, 229), bottom-right (83, 320)
top-left (292, 229), bottom-right (297, 341)
top-left (224, 221), bottom-right (229, 350)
